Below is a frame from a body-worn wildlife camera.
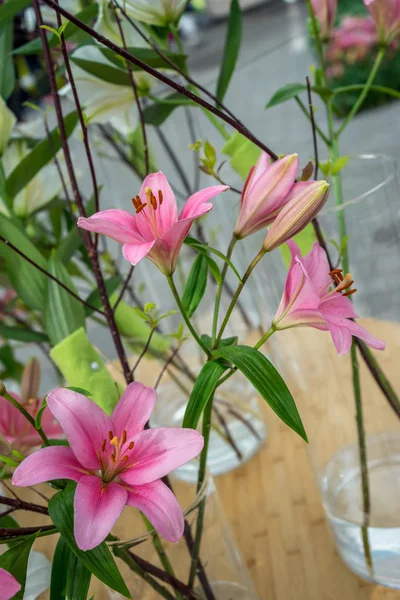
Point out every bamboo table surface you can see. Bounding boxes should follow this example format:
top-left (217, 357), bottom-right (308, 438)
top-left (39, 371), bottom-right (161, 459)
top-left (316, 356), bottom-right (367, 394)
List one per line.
top-left (15, 319), bottom-right (400, 599)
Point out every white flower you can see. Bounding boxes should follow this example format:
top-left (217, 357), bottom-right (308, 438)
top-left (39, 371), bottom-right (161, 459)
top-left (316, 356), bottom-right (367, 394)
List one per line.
top-left (1, 140), bottom-right (65, 217)
top-left (62, 45), bottom-right (152, 135)
top-left (0, 97), bottom-right (16, 156)
top-left (95, 0), bottom-right (148, 47)
top-left (118, 0), bottom-right (186, 26)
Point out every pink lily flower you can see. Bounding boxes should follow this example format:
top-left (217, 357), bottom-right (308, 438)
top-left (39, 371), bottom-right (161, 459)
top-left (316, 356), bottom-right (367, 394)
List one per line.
top-left (0, 568), bottom-right (21, 600)
top-left (0, 393), bottom-right (63, 454)
top-left (12, 384), bottom-right (204, 551)
top-left (78, 171), bottom-right (228, 275)
top-left (311, 0), bottom-right (337, 39)
top-left (263, 181), bottom-right (330, 252)
top-left (363, 0), bottom-right (400, 42)
top-left (272, 240), bottom-right (385, 355)
top-left (234, 153), bottom-right (299, 239)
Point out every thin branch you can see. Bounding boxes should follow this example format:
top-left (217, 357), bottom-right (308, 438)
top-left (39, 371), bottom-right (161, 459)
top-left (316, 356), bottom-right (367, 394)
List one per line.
top-left (0, 235), bottom-right (105, 316)
top-left (131, 327), bottom-right (156, 378)
top-left (213, 404), bottom-right (243, 461)
top-left (0, 525), bottom-right (55, 541)
top-left (34, 0), bottom-right (134, 385)
top-left (0, 508), bottom-right (15, 519)
top-left (306, 76), bottom-right (319, 180)
top-left (111, 0), bottom-right (149, 175)
top-left (113, 265), bottom-right (135, 313)
top-left (154, 345), bottom-right (181, 389)
top-left (0, 495), bottom-right (48, 515)
top-left (40, 0), bottom-right (280, 160)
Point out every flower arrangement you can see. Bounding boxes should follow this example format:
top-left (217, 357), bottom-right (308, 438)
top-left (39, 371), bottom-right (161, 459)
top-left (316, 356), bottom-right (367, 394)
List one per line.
top-left (0, 0), bottom-right (398, 597)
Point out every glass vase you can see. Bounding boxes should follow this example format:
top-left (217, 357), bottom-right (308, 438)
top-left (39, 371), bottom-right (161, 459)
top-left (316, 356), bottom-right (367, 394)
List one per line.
top-left (261, 154), bottom-right (400, 588)
top-left (103, 472), bottom-right (259, 599)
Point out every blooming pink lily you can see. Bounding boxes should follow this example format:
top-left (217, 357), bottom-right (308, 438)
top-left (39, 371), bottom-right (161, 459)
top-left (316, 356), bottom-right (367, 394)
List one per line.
top-left (272, 240), bottom-right (385, 355)
top-left (12, 383), bottom-right (204, 551)
top-left (234, 153), bottom-right (299, 239)
top-left (0, 393), bottom-right (62, 454)
top-left (0, 568), bottom-right (21, 600)
top-left (363, 0), bottom-right (400, 42)
top-left (311, 0), bottom-right (337, 39)
top-left (78, 171), bottom-right (228, 275)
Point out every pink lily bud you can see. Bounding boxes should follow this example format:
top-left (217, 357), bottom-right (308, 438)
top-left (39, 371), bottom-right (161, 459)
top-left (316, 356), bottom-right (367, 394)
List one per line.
top-left (262, 180), bottom-right (330, 252)
top-left (311, 0), bottom-right (337, 39)
top-left (234, 153), bottom-right (299, 239)
top-left (363, 0), bottom-right (400, 43)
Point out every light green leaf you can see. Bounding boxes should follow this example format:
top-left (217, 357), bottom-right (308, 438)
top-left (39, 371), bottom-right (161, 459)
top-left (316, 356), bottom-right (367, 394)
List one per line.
top-left (0, 214), bottom-right (48, 310)
top-left (58, 22), bottom-right (69, 37)
top-left (70, 56), bottom-right (131, 86)
top-left (265, 84), bottom-right (307, 108)
top-left (331, 155), bottom-right (349, 175)
top-left (182, 360), bottom-right (228, 428)
top-left (181, 253), bottom-right (208, 318)
top-left (0, 534), bottom-right (37, 599)
top-left (6, 111), bottom-right (78, 200)
top-left (40, 25), bottom-right (60, 39)
top-left (44, 255), bottom-right (86, 346)
top-left (216, 0), bottom-right (242, 103)
top-left (51, 537), bottom-right (92, 600)
top-left (48, 484), bottom-right (131, 598)
top-left (213, 345), bottom-right (307, 441)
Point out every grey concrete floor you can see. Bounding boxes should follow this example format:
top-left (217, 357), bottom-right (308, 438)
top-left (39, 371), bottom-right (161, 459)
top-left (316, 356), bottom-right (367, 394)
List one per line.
top-left (12, 0), bottom-right (400, 393)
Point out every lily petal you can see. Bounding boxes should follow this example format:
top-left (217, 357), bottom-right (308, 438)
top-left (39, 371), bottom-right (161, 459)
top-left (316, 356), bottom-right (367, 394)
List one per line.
top-left (120, 427), bottom-right (204, 486)
top-left (122, 239), bottom-right (156, 266)
top-left (139, 171), bottom-right (178, 234)
top-left (78, 209), bottom-right (143, 244)
top-left (180, 185), bottom-right (229, 220)
top-left (74, 476), bottom-right (127, 551)
top-left (0, 568), bottom-right (21, 600)
top-left (47, 388), bottom-right (112, 470)
top-left (326, 316), bottom-right (386, 355)
top-left (12, 446), bottom-right (83, 487)
top-left (111, 382), bottom-right (157, 438)
top-left (126, 479), bottom-right (184, 542)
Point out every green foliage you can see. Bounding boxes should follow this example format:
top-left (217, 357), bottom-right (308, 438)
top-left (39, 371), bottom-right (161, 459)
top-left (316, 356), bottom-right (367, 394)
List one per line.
top-left (0, 214), bottom-right (48, 310)
top-left (100, 47), bottom-right (187, 72)
top-left (216, 0), bottom-right (242, 102)
top-left (0, 0), bottom-right (31, 24)
top-left (0, 326), bottom-right (49, 343)
top-left (213, 345), bottom-right (307, 441)
top-left (181, 254), bottom-right (208, 318)
top-left (143, 93), bottom-right (194, 125)
top-left (0, 20), bottom-right (14, 100)
top-left (51, 537), bottom-right (92, 600)
top-left (44, 255), bottom-right (86, 346)
top-left (182, 360), bottom-right (228, 428)
top-left (185, 237), bottom-right (242, 282)
top-left (48, 484), bottom-right (131, 598)
top-left (84, 275), bottom-right (122, 317)
top-left (0, 534), bottom-right (38, 599)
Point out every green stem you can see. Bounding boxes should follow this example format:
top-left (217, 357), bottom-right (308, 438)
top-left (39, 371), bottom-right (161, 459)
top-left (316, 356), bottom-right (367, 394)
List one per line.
top-left (167, 275), bottom-right (210, 357)
top-left (215, 248), bottom-right (265, 346)
top-left (0, 386), bottom-right (50, 447)
top-left (188, 393), bottom-right (214, 589)
top-left (254, 325), bottom-right (276, 349)
top-left (351, 343), bottom-right (373, 574)
top-left (333, 83), bottom-right (400, 99)
top-left (211, 237), bottom-right (237, 346)
top-left (294, 97), bottom-right (330, 146)
top-left (336, 47), bottom-right (386, 137)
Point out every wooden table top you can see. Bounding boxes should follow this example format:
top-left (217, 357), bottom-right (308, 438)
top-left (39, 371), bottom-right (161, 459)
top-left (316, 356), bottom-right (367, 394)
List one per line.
top-left (14, 319), bottom-right (400, 599)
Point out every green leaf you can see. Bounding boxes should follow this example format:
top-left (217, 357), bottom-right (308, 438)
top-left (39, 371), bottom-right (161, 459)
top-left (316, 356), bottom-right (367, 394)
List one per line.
top-left (0, 326), bottom-right (49, 343)
top-left (213, 345), bottom-right (307, 441)
top-left (40, 25), bottom-right (60, 39)
top-left (200, 334), bottom-right (238, 350)
top-left (100, 47), bottom-right (187, 73)
top-left (44, 255), bottom-right (86, 346)
top-left (181, 253), bottom-right (208, 318)
top-left (185, 237), bottom-right (242, 282)
top-left (6, 111), bottom-right (78, 200)
top-left (265, 83), bottom-right (307, 108)
top-left (204, 255), bottom-right (221, 284)
top-left (0, 534), bottom-right (37, 599)
top-left (0, 20), bottom-right (15, 100)
top-left (13, 4), bottom-right (99, 55)
top-left (0, 214), bottom-right (48, 310)
top-left (48, 484), bottom-right (131, 598)
top-left (66, 386), bottom-right (93, 396)
top-left (84, 275), bottom-right (122, 317)
top-left (216, 0), bottom-right (242, 102)
top-left (182, 360), bottom-right (228, 429)
top-left (58, 22), bottom-right (69, 37)
top-left (70, 56), bottom-right (132, 86)
top-left (0, 0), bottom-right (31, 25)
top-left (331, 155), bottom-right (349, 175)
top-left (35, 399), bottom-right (47, 430)
top-left (51, 537), bottom-right (92, 600)
top-left (142, 93), bottom-right (194, 126)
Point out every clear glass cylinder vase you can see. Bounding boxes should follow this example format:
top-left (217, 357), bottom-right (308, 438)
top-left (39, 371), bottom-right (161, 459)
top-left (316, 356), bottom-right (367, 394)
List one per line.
top-left (261, 154), bottom-right (400, 589)
top-left (102, 472), bottom-right (259, 599)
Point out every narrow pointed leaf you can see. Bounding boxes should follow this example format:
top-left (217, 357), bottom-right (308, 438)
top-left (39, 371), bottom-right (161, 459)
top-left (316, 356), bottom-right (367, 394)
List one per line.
top-left (51, 537), bottom-right (92, 600)
top-left (0, 21), bottom-right (15, 99)
top-left (185, 237), bottom-right (242, 282)
top-left (265, 84), bottom-right (307, 108)
top-left (100, 47), bottom-right (187, 72)
top-left (213, 345), bottom-right (307, 441)
top-left (0, 534), bottom-right (38, 599)
top-left (0, 326), bottom-right (49, 343)
top-left (143, 93), bottom-right (194, 126)
top-left (183, 360), bottom-right (228, 429)
top-left (5, 111), bottom-right (78, 200)
top-left (48, 484), bottom-right (131, 598)
top-left (216, 0), bottom-right (242, 102)
top-left (181, 253), bottom-right (208, 318)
